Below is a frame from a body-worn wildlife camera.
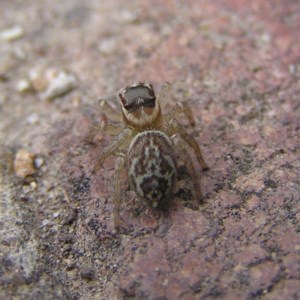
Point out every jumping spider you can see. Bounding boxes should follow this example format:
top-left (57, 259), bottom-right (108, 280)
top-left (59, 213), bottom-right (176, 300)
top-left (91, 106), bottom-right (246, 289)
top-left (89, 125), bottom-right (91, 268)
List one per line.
top-left (90, 82), bottom-right (208, 228)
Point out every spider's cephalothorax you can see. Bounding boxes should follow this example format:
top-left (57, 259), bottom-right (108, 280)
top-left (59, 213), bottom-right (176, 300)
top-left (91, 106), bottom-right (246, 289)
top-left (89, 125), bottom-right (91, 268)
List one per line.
top-left (92, 82), bottom-right (208, 229)
top-left (118, 82), bottom-right (162, 129)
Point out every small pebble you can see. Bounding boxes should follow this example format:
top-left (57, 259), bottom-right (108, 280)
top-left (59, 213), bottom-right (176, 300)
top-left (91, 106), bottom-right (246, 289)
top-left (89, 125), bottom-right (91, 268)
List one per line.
top-left (29, 68), bottom-right (49, 92)
top-left (30, 181), bottom-right (37, 189)
top-left (16, 79), bottom-right (31, 92)
top-left (98, 38), bottom-right (117, 55)
top-left (27, 113), bottom-right (39, 125)
top-left (42, 219), bottom-right (51, 226)
top-left (40, 71), bottom-right (77, 100)
top-left (0, 25), bottom-right (24, 41)
top-left (34, 157), bottom-right (44, 168)
top-left (14, 149), bottom-right (36, 178)
top-left (53, 212), bottom-right (60, 218)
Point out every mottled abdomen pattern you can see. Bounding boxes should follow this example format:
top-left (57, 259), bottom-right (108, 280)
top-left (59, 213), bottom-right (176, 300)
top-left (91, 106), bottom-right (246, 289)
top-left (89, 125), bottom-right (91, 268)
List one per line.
top-left (127, 130), bottom-right (176, 207)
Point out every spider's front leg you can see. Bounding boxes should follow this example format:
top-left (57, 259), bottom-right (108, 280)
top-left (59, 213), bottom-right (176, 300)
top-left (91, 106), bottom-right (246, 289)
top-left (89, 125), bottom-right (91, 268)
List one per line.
top-left (164, 101), bottom-right (196, 127)
top-left (86, 121), bottom-right (123, 144)
top-left (85, 98), bottom-right (123, 144)
top-left (113, 155), bottom-right (126, 230)
top-left (158, 82), bottom-right (173, 110)
top-left (159, 82), bottom-right (196, 127)
top-left (167, 119), bottom-right (208, 171)
top-left (93, 128), bottom-right (132, 173)
top-left (98, 98), bottom-right (123, 122)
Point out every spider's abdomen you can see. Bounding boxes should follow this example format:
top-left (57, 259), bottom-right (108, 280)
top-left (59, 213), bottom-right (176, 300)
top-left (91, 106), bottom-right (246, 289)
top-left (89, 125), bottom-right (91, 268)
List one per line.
top-left (127, 130), bottom-right (176, 208)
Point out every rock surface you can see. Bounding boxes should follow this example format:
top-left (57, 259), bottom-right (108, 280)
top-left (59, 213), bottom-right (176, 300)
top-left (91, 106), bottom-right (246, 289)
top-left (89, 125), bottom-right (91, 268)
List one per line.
top-left (0, 1), bottom-right (299, 299)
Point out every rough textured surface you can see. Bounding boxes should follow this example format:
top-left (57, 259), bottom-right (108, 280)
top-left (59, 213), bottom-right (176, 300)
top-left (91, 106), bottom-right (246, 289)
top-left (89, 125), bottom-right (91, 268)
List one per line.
top-left (0, 1), bottom-right (299, 299)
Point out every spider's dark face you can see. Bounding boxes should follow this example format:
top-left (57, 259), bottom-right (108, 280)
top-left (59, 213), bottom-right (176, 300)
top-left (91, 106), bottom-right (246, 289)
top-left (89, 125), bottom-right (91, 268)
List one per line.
top-left (119, 83), bottom-right (156, 112)
top-left (119, 82), bottom-right (161, 127)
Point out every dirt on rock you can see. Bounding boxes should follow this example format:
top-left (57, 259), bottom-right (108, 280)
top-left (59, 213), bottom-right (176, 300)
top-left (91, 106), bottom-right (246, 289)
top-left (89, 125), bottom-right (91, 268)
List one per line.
top-left (0, 1), bottom-right (299, 299)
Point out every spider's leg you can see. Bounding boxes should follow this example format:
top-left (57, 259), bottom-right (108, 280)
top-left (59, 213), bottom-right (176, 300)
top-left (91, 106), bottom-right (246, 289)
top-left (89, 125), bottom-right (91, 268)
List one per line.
top-left (94, 128), bottom-right (132, 173)
top-left (164, 101), bottom-right (196, 127)
top-left (158, 82), bottom-right (173, 111)
top-left (86, 121), bottom-right (123, 143)
top-left (98, 98), bottom-right (123, 122)
top-left (113, 155), bottom-right (126, 230)
top-left (172, 134), bottom-right (203, 200)
top-left (166, 119), bottom-right (208, 171)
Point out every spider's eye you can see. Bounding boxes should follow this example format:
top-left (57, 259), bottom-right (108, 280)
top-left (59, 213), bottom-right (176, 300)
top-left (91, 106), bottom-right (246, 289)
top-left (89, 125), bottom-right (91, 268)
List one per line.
top-left (119, 83), bottom-right (156, 112)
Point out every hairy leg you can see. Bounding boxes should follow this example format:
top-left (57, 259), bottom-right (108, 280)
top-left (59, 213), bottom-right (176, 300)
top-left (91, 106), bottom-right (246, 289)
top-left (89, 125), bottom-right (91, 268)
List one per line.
top-left (98, 99), bottom-right (123, 122)
top-left (113, 156), bottom-right (126, 230)
top-left (86, 121), bottom-right (123, 143)
top-left (94, 128), bottom-right (132, 173)
top-left (164, 101), bottom-right (196, 127)
top-left (167, 119), bottom-right (208, 171)
top-left (159, 82), bottom-right (196, 127)
top-left (172, 135), bottom-right (203, 201)
top-left (158, 82), bottom-right (173, 111)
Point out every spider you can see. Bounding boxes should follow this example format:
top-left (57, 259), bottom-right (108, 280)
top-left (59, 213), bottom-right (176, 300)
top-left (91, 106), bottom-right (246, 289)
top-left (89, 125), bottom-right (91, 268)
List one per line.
top-left (90, 82), bottom-right (208, 228)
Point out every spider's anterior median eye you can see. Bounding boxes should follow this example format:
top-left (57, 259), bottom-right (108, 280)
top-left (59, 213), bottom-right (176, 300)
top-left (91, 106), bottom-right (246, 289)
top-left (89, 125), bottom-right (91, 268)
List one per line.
top-left (119, 83), bottom-right (156, 112)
